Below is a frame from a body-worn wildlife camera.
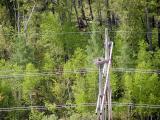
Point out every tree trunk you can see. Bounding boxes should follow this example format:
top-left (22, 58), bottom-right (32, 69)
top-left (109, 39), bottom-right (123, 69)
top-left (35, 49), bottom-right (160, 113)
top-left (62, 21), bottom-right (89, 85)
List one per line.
top-left (158, 22), bottom-right (160, 48)
top-left (80, 0), bottom-right (88, 26)
top-left (73, 0), bottom-right (86, 29)
top-left (17, 2), bottom-right (20, 34)
top-left (97, 1), bottom-right (102, 26)
top-left (80, 0), bottom-right (85, 19)
top-left (106, 0), bottom-right (112, 30)
top-left (88, 0), bottom-right (94, 20)
top-left (73, 0), bottom-right (79, 25)
top-left (5, 0), bottom-right (17, 28)
top-left (69, 0), bottom-right (73, 22)
top-left (35, 13), bottom-right (41, 42)
top-left (157, 0), bottom-right (160, 48)
top-left (145, 8), bottom-right (153, 50)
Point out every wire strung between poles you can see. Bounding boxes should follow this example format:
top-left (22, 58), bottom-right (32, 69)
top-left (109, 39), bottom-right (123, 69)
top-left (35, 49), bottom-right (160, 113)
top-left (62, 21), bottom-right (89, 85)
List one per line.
top-left (1, 102), bottom-right (160, 112)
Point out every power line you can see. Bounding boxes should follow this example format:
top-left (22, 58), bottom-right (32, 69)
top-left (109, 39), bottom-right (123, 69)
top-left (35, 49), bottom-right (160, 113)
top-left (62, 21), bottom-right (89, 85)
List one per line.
top-left (109, 30), bottom-right (158, 34)
top-left (112, 68), bottom-right (160, 74)
top-left (0, 68), bottom-right (160, 79)
top-left (0, 30), bottom-right (159, 36)
top-left (1, 102), bottom-right (160, 112)
top-left (0, 31), bottom-right (103, 36)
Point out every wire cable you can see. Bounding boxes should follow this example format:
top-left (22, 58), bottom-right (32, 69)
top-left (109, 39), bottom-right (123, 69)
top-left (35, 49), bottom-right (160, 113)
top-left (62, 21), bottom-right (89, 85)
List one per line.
top-left (0, 29), bottom-right (159, 36)
top-left (0, 67), bottom-right (160, 73)
top-left (0, 31), bottom-right (103, 36)
top-left (0, 68), bottom-right (160, 79)
top-left (1, 102), bottom-right (160, 112)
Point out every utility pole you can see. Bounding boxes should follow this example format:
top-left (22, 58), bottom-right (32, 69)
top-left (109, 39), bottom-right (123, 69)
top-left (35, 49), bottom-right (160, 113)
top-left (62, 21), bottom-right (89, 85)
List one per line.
top-left (95, 28), bottom-right (113, 120)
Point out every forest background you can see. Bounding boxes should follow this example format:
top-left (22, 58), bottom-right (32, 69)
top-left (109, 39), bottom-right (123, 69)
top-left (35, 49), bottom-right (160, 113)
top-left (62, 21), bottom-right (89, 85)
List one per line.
top-left (0, 0), bottom-right (160, 119)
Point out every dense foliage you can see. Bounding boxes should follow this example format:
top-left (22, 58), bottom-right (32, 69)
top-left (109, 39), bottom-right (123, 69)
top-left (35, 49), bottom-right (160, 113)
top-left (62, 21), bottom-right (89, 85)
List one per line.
top-left (0, 0), bottom-right (160, 119)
